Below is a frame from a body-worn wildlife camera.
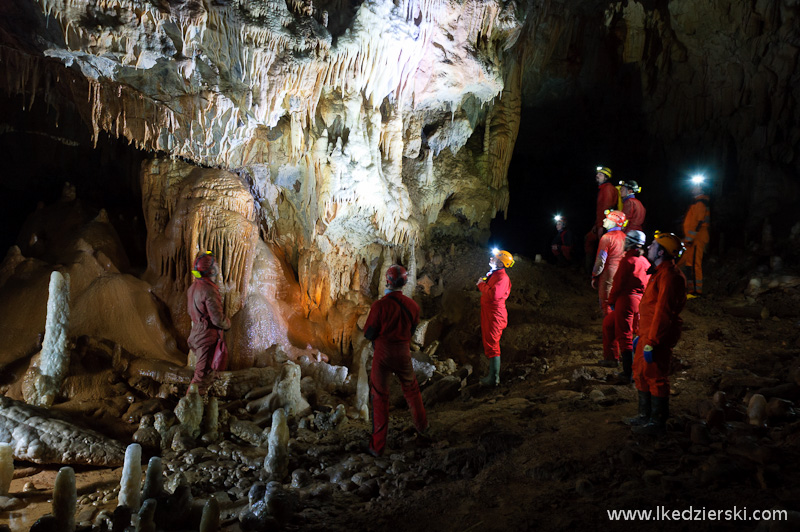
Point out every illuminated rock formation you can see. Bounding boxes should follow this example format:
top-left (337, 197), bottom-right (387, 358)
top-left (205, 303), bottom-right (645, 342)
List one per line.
top-left (0, 395), bottom-right (125, 466)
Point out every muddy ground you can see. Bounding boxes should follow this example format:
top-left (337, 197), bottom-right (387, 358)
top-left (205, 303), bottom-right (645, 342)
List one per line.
top-left (2, 249), bottom-right (800, 531)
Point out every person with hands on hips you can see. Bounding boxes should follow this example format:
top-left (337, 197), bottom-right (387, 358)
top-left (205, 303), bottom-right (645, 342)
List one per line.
top-left (477, 249), bottom-right (514, 387)
top-left (625, 232), bottom-right (687, 435)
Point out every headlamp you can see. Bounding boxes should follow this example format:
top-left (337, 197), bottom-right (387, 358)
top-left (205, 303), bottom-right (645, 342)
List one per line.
top-left (491, 247), bottom-right (499, 255)
top-left (554, 215), bottom-right (562, 223)
top-left (691, 174), bottom-right (705, 185)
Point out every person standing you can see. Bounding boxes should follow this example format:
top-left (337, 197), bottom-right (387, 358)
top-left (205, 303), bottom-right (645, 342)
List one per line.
top-left (584, 166), bottom-right (619, 272)
top-left (600, 230), bottom-right (650, 376)
top-left (477, 249), bottom-right (514, 387)
top-left (677, 176), bottom-right (710, 297)
top-left (619, 179), bottom-right (646, 233)
top-left (364, 265), bottom-right (427, 457)
top-left (592, 210), bottom-right (627, 316)
top-left (187, 251), bottom-right (231, 395)
top-left (550, 215), bottom-right (573, 265)
top-left (627, 231), bottom-right (687, 435)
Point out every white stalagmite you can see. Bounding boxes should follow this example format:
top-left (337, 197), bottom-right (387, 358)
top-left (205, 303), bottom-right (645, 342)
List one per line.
top-left (0, 443), bottom-right (13, 496)
top-left (119, 443), bottom-right (142, 510)
top-left (264, 408), bottom-right (290, 482)
top-left (28, 270), bottom-right (70, 406)
top-left (53, 466), bottom-right (76, 532)
top-left (355, 343), bottom-right (371, 421)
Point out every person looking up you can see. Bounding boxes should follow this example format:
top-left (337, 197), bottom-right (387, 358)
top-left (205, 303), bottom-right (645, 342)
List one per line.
top-left (626, 231), bottom-right (687, 436)
top-left (600, 230), bottom-right (651, 377)
top-left (619, 179), bottom-right (646, 233)
top-left (584, 166), bottom-right (619, 272)
top-left (477, 249), bottom-right (514, 387)
top-left (592, 210), bottom-right (627, 316)
top-left (363, 265), bottom-right (427, 457)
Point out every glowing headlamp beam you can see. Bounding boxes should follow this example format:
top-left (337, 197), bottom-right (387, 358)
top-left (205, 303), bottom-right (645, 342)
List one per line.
top-left (691, 174), bottom-right (705, 185)
top-left (554, 215), bottom-right (562, 223)
top-left (491, 248), bottom-right (499, 255)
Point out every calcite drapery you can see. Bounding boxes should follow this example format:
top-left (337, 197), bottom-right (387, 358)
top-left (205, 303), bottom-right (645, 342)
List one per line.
top-left (141, 159), bottom-right (258, 335)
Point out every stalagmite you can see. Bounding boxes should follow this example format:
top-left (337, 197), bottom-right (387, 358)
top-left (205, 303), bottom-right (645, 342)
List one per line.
top-left (137, 499), bottom-right (157, 532)
top-left (748, 394), bottom-right (768, 426)
top-left (24, 271), bottom-right (70, 407)
top-left (0, 443), bottom-right (13, 496)
top-left (200, 497), bottom-right (221, 532)
top-left (264, 408), bottom-right (290, 482)
top-left (53, 466), bottom-right (76, 532)
top-left (202, 396), bottom-right (220, 440)
top-left (176, 384), bottom-right (204, 439)
top-left (355, 343), bottom-right (371, 421)
top-left (119, 443), bottom-right (142, 511)
top-left (142, 456), bottom-right (164, 502)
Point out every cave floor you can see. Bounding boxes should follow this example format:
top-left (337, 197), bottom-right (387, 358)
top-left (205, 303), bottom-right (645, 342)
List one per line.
top-left (3, 262), bottom-right (800, 531)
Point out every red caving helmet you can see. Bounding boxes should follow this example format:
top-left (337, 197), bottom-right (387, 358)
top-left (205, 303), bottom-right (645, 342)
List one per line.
top-left (604, 209), bottom-right (627, 227)
top-left (385, 265), bottom-right (408, 289)
top-left (192, 251), bottom-right (218, 278)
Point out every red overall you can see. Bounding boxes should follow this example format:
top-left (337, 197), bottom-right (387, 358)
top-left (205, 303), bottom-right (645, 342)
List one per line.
top-left (584, 182), bottom-right (619, 257)
top-left (677, 194), bottom-right (710, 294)
top-left (551, 229), bottom-right (573, 262)
top-left (592, 228), bottom-right (626, 315)
top-left (632, 262), bottom-right (687, 397)
top-left (364, 290), bottom-right (426, 456)
top-left (602, 249), bottom-right (651, 360)
top-left (187, 277), bottom-right (230, 393)
top-left (478, 268), bottom-right (511, 358)
top-left (621, 195), bottom-right (646, 233)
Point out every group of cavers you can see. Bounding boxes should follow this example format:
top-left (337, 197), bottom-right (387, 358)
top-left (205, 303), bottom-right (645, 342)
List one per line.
top-left (182, 166), bottom-right (711, 457)
top-left (551, 166), bottom-right (711, 435)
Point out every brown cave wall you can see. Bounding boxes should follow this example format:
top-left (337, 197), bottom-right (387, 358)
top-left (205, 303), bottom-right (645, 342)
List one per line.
top-left (513, 0), bottom-right (800, 248)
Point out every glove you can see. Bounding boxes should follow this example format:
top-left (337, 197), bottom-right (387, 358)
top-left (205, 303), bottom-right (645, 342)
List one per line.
top-left (643, 345), bottom-right (654, 363)
top-left (608, 304), bottom-right (615, 311)
top-left (591, 277), bottom-right (598, 289)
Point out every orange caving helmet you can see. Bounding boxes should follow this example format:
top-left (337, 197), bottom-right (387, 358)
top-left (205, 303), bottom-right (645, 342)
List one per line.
top-left (493, 249), bottom-right (515, 268)
top-left (653, 231), bottom-right (685, 259)
top-left (385, 264), bottom-right (408, 289)
top-left (604, 209), bottom-right (627, 227)
top-left (192, 251), bottom-right (217, 278)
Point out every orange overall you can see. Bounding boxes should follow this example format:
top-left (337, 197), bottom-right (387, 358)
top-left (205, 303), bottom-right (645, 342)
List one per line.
top-left (677, 194), bottom-right (710, 294)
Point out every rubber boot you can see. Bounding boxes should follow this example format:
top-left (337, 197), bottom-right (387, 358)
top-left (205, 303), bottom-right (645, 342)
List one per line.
top-left (480, 357), bottom-right (501, 387)
top-left (615, 350), bottom-right (633, 383)
top-left (632, 395), bottom-right (668, 435)
top-left (623, 391), bottom-right (651, 426)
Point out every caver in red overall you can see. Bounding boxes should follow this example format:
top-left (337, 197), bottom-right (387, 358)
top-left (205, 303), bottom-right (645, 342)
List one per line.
top-left (622, 194), bottom-right (646, 233)
top-left (592, 227), bottom-right (626, 315)
top-left (478, 268), bottom-right (511, 359)
top-left (187, 254), bottom-right (230, 394)
top-left (632, 262), bottom-right (686, 398)
top-left (584, 181), bottom-right (619, 262)
top-left (602, 248), bottom-right (650, 363)
top-left (364, 287), bottom-right (426, 457)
